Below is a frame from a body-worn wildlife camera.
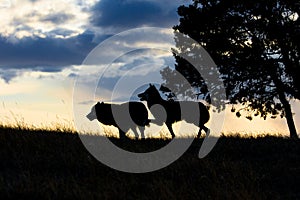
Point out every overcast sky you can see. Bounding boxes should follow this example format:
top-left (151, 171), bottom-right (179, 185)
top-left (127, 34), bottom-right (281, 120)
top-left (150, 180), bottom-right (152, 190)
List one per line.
top-left (0, 0), bottom-right (298, 136)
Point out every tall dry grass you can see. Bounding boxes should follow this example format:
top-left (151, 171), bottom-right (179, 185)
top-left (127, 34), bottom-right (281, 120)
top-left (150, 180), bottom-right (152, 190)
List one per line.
top-left (0, 112), bottom-right (76, 133)
top-left (0, 124), bottom-right (299, 199)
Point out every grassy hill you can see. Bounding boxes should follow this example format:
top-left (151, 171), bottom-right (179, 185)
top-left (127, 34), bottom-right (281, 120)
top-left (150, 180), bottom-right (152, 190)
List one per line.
top-left (0, 126), bottom-right (299, 199)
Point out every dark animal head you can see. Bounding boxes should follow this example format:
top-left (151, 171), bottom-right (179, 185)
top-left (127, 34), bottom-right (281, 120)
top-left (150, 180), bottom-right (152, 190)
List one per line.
top-left (138, 84), bottom-right (161, 102)
top-left (86, 102), bottom-right (104, 121)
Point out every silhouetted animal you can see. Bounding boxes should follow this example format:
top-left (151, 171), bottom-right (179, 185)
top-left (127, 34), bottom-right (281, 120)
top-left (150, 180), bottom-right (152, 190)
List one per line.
top-left (86, 102), bottom-right (150, 139)
top-left (138, 84), bottom-right (210, 138)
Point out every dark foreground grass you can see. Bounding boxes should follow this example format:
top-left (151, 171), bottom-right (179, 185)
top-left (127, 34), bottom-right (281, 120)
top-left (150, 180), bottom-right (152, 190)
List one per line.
top-left (0, 126), bottom-right (299, 200)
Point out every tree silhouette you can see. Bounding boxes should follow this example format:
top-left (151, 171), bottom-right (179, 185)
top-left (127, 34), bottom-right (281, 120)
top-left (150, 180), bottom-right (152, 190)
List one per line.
top-left (161, 0), bottom-right (299, 138)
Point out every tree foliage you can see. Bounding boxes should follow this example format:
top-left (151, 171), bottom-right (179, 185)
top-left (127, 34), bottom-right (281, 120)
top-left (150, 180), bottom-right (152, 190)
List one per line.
top-left (161, 0), bottom-right (299, 138)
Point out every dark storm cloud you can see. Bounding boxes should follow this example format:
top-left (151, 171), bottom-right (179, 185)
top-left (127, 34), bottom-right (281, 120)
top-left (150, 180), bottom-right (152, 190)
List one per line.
top-left (0, 31), bottom-right (107, 82)
top-left (91, 0), bottom-right (180, 29)
top-left (0, 31), bottom-right (99, 68)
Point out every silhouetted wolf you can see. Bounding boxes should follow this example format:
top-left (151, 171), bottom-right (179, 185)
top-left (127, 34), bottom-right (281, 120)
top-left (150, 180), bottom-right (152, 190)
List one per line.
top-left (138, 84), bottom-right (210, 138)
top-left (86, 102), bottom-right (150, 139)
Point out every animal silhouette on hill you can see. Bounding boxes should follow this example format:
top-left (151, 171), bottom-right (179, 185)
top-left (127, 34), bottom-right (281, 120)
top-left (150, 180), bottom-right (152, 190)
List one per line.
top-left (138, 84), bottom-right (210, 138)
top-left (86, 102), bottom-right (150, 139)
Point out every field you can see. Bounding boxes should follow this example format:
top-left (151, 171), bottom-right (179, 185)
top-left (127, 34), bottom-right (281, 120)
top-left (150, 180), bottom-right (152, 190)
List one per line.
top-left (0, 126), bottom-right (299, 199)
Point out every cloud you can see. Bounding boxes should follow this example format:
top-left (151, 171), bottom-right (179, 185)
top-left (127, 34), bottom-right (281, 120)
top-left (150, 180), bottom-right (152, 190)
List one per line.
top-left (0, 0), bottom-right (188, 83)
top-left (0, 31), bottom-right (98, 68)
top-left (70, 27), bottom-right (179, 104)
top-left (0, 69), bottom-right (19, 83)
top-left (91, 0), bottom-right (186, 32)
top-left (0, 29), bottom-right (98, 83)
top-left (0, 66), bottom-right (62, 84)
top-left (41, 13), bottom-right (75, 25)
top-left (0, 0), bottom-right (98, 39)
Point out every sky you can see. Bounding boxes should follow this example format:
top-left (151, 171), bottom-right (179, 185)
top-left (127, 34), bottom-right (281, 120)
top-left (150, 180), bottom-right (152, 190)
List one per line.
top-left (0, 0), bottom-right (299, 137)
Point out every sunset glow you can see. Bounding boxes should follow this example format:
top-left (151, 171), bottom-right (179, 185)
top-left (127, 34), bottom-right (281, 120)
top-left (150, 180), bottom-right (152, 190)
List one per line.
top-left (0, 0), bottom-right (299, 137)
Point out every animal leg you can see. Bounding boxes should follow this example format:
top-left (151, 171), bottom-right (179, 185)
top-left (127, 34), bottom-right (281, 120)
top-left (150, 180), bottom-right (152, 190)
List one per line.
top-left (198, 125), bottom-right (210, 138)
top-left (166, 123), bottom-right (175, 139)
top-left (118, 129), bottom-right (127, 140)
top-left (132, 127), bottom-right (140, 140)
top-left (139, 126), bottom-right (146, 140)
top-left (197, 128), bottom-right (202, 139)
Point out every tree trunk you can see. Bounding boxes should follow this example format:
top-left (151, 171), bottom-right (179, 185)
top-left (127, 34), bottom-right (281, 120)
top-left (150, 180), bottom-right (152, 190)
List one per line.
top-left (276, 88), bottom-right (298, 139)
top-left (275, 40), bottom-right (299, 139)
top-left (283, 100), bottom-right (298, 139)
top-left (272, 73), bottom-right (298, 139)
